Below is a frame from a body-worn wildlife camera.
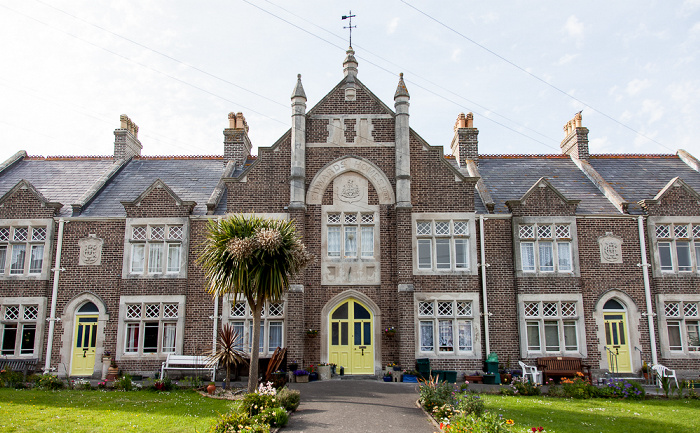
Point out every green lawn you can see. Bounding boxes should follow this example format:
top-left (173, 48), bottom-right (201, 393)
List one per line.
top-left (481, 394), bottom-right (700, 433)
top-left (0, 388), bottom-right (235, 432)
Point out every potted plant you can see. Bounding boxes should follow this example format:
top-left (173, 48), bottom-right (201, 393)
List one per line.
top-left (384, 326), bottom-right (396, 337)
top-left (402, 369), bottom-right (419, 383)
top-left (294, 369), bottom-right (310, 383)
top-left (107, 358), bottom-right (119, 381)
top-left (206, 382), bottom-right (216, 395)
top-left (306, 329), bottom-right (318, 337)
top-left (464, 371), bottom-right (484, 384)
top-left (641, 361), bottom-right (649, 380)
top-left (318, 363), bottom-right (331, 380)
top-left (308, 364), bottom-right (319, 381)
top-left (383, 372), bottom-right (393, 382)
top-left (288, 361), bottom-right (299, 372)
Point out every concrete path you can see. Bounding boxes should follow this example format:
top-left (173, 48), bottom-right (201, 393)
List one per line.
top-left (287, 380), bottom-right (436, 433)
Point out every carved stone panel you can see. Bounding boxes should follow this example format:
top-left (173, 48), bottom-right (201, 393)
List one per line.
top-left (598, 232), bottom-right (623, 264)
top-left (79, 234), bottom-right (104, 266)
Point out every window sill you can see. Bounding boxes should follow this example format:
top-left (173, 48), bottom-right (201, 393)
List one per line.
top-left (416, 351), bottom-right (480, 360)
top-left (516, 271), bottom-right (577, 278)
top-left (124, 273), bottom-right (186, 279)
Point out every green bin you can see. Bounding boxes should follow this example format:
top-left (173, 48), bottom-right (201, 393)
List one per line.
top-left (443, 371), bottom-right (457, 383)
top-left (485, 361), bottom-right (501, 384)
top-left (432, 369), bottom-right (444, 381)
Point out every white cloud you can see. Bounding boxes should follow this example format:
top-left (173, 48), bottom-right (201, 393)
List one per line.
top-left (682, 0), bottom-right (700, 13)
top-left (451, 48), bottom-right (461, 62)
top-left (563, 15), bottom-right (584, 46)
top-left (387, 17), bottom-right (399, 34)
top-left (626, 78), bottom-right (651, 96)
top-left (556, 53), bottom-right (578, 65)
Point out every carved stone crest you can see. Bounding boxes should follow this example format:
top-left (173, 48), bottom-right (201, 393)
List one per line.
top-left (79, 234), bottom-right (104, 266)
top-left (334, 173), bottom-right (366, 204)
top-left (339, 179), bottom-right (361, 203)
top-left (597, 232), bottom-right (623, 264)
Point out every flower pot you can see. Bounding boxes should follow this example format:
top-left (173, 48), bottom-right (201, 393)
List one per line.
top-left (318, 365), bottom-right (331, 380)
top-left (465, 375), bottom-right (483, 384)
top-left (383, 376), bottom-right (393, 382)
top-left (392, 366), bottom-right (401, 371)
top-left (296, 375), bottom-right (309, 383)
top-left (309, 372), bottom-right (319, 381)
top-left (207, 384), bottom-right (216, 395)
top-left (402, 374), bottom-right (418, 383)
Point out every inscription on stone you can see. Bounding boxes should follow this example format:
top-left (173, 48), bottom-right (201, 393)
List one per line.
top-left (79, 234), bottom-right (104, 266)
top-left (598, 232), bottom-right (623, 264)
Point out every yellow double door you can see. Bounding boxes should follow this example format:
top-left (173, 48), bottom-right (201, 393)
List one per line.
top-left (71, 315), bottom-right (98, 376)
top-left (329, 299), bottom-right (374, 374)
top-left (603, 312), bottom-right (632, 373)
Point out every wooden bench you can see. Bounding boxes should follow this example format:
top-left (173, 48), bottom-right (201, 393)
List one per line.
top-left (537, 356), bottom-right (591, 383)
top-left (0, 358), bottom-right (39, 380)
top-left (160, 355), bottom-right (216, 381)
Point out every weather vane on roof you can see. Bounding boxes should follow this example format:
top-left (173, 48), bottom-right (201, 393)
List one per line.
top-left (342, 11), bottom-right (356, 48)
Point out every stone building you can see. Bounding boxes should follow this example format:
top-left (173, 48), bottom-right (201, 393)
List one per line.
top-left (1, 49), bottom-right (699, 380)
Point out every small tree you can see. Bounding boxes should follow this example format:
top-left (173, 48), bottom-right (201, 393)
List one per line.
top-left (207, 323), bottom-right (247, 389)
top-left (198, 214), bottom-right (312, 392)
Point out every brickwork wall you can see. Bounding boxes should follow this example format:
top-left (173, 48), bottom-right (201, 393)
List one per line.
top-left (509, 185), bottom-right (578, 217)
top-left (309, 83), bottom-right (393, 115)
top-left (0, 188), bottom-right (58, 219)
top-left (644, 185), bottom-right (700, 216)
top-left (226, 133), bottom-right (292, 213)
top-left (123, 188), bottom-right (193, 218)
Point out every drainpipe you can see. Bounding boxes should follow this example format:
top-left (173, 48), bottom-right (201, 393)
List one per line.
top-left (44, 218), bottom-right (67, 373)
top-left (637, 216), bottom-right (658, 365)
top-left (479, 216), bottom-right (491, 355)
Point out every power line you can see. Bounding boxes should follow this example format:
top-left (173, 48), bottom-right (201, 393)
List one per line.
top-left (399, 0), bottom-right (675, 153)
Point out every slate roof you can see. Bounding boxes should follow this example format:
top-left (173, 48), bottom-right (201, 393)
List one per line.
top-left (82, 157), bottom-right (226, 217)
top-left (588, 155), bottom-right (700, 214)
top-left (0, 157), bottom-right (116, 217)
top-left (477, 155), bottom-right (619, 214)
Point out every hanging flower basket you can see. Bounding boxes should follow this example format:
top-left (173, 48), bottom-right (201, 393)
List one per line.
top-left (384, 326), bottom-right (396, 336)
top-left (306, 329), bottom-right (319, 337)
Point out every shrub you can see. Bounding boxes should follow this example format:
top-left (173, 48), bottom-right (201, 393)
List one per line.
top-left (601, 378), bottom-right (645, 400)
top-left (241, 392), bottom-right (278, 417)
top-left (153, 377), bottom-right (174, 391)
top-left (509, 375), bottom-right (541, 396)
top-left (114, 374), bottom-right (134, 391)
top-left (277, 387), bottom-right (301, 412)
top-left (431, 403), bottom-right (455, 425)
top-left (0, 369), bottom-right (25, 388)
top-left (252, 407), bottom-right (288, 428)
top-left (546, 384), bottom-right (566, 398)
top-left (449, 411), bottom-right (515, 433)
top-left (208, 410), bottom-right (270, 433)
top-left (455, 392), bottom-right (485, 417)
top-left (562, 374), bottom-right (595, 399)
top-left (37, 373), bottom-right (65, 390)
top-left (74, 378), bottom-right (93, 390)
top-left (419, 376), bottom-right (455, 413)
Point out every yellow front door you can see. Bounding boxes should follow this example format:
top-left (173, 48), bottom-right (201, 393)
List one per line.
top-left (329, 299), bottom-right (374, 374)
top-left (71, 315), bottom-right (98, 376)
top-left (603, 312), bottom-right (632, 373)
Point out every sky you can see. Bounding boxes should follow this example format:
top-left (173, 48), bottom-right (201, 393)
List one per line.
top-left (1, 0), bottom-right (700, 163)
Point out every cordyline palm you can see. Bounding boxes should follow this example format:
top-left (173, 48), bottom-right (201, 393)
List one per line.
top-left (207, 323), bottom-right (247, 390)
top-left (198, 214), bottom-right (312, 392)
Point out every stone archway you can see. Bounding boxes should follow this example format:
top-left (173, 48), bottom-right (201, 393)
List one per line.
top-left (59, 292), bottom-right (110, 378)
top-left (306, 156), bottom-right (395, 205)
top-left (593, 290), bottom-right (642, 373)
top-left (320, 290), bottom-right (382, 375)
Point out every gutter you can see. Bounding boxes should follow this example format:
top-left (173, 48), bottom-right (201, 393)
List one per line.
top-left (44, 218), bottom-right (67, 373)
top-left (479, 215), bottom-right (491, 355)
top-left (637, 215), bottom-right (658, 365)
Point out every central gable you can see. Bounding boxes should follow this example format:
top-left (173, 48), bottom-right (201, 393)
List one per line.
top-left (307, 156), bottom-right (395, 205)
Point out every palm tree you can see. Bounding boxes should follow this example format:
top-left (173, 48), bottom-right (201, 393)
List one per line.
top-left (207, 323), bottom-right (247, 389)
top-left (198, 214), bottom-right (312, 392)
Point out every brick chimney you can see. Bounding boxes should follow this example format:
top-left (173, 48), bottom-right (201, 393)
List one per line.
top-left (450, 112), bottom-right (479, 167)
top-left (560, 112), bottom-right (589, 160)
top-left (223, 112), bottom-right (252, 167)
top-left (114, 114), bottom-right (142, 159)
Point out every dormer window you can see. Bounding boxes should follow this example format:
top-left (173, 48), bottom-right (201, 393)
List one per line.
top-left (513, 217), bottom-right (579, 277)
top-left (649, 218), bottom-right (700, 276)
top-left (122, 218), bottom-right (189, 279)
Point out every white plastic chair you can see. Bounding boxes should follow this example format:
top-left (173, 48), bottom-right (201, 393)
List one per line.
top-left (519, 361), bottom-right (542, 384)
top-left (651, 364), bottom-right (679, 389)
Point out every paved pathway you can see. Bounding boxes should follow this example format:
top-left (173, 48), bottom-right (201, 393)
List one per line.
top-left (287, 379), bottom-right (436, 433)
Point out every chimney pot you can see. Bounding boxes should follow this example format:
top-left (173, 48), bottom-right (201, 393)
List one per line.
top-left (224, 111), bottom-right (252, 167)
top-left (451, 112), bottom-right (478, 167)
top-left (114, 114), bottom-right (142, 159)
top-left (560, 112), bottom-right (589, 160)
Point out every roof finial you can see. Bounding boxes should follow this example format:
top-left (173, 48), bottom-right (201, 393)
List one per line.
top-left (341, 11), bottom-right (356, 48)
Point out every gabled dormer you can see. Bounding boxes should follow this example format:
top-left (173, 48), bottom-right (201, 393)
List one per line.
top-left (121, 179), bottom-right (196, 218)
top-left (640, 177), bottom-right (700, 217)
top-left (506, 177), bottom-right (580, 217)
top-left (0, 179), bottom-right (62, 219)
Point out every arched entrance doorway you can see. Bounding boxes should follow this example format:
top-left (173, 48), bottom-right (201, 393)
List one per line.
top-left (70, 302), bottom-right (99, 376)
top-left (328, 298), bottom-right (374, 374)
top-left (602, 299), bottom-right (632, 373)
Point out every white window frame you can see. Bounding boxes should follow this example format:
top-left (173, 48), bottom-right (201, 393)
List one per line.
top-left (0, 297), bottom-right (47, 357)
top-left (414, 292), bottom-right (481, 359)
top-left (116, 295), bottom-right (185, 359)
top-left (222, 295), bottom-right (286, 356)
top-left (656, 294), bottom-right (700, 358)
top-left (0, 220), bottom-right (53, 280)
top-left (411, 213), bottom-right (477, 275)
top-left (518, 294), bottom-right (586, 358)
top-left (648, 218), bottom-right (700, 277)
top-left (513, 217), bottom-right (579, 277)
top-left (122, 218), bottom-right (188, 279)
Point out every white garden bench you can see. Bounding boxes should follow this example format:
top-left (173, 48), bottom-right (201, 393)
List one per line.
top-left (160, 355), bottom-right (216, 381)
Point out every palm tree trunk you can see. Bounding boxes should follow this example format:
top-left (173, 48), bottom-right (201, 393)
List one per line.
top-left (248, 301), bottom-right (262, 393)
top-left (225, 364), bottom-right (230, 390)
